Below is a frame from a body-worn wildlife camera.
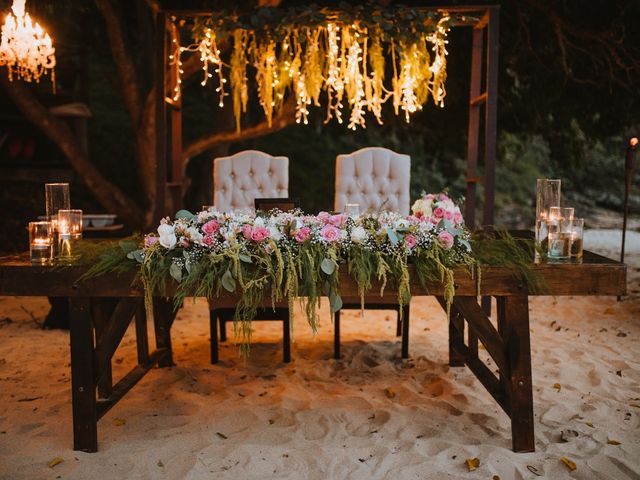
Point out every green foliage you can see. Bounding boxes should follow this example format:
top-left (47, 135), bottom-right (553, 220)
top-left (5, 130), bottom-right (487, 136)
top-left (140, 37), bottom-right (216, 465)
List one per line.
top-left (73, 228), bottom-right (544, 357)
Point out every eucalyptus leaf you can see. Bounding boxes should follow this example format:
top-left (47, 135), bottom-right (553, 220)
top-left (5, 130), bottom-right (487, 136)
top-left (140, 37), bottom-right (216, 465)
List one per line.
top-left (329, 291), bottom-right (343, 313)
top-left (119, 239), bottom-right (138, 254)
top-left (320, 258), bottom-right (336, 275)
top-left (169, 263), bottom-right (182, 282)
top-left (386, 228), bottom-right (399, 246)
top-left (459, 238), bottom-right (472, 252)
top-left (239, 253), bottom-right (253, 264)
top-left (175, 209), bottom-right (195, 220)
top-left (221, 270), bottom-right (236, 292)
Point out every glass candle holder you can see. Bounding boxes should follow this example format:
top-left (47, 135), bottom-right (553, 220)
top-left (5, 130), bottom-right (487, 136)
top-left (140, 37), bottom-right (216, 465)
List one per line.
top-left (535, 179), bottom-right (561, 259)
top-left (547, 207), bottom-right (573, 260)
top-left (57, 209), bottom-right (83, 259)
top-left (536, 179), bottom-right (561, 220)
top-left (45, 183), bottom-right (70, 224)
top-left (344, 203), bottom-right (360, 218)
top-left (570, 218), bottom-right (584, 260)
top-left (29, 221), bottom-right (53, 264)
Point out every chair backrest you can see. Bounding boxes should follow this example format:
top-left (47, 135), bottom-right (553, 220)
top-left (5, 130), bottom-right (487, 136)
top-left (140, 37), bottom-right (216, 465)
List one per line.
top-left (254, 197), bottom-right (300, 213)
top-left (213, 150), bottom-right (289, 212)
top-left (334, 147), bottom-right (411, 215)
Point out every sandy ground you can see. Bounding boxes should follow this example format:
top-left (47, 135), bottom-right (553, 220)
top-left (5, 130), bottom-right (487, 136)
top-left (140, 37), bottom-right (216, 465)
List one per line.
top-left (0, 228), bottom-right (639, 480)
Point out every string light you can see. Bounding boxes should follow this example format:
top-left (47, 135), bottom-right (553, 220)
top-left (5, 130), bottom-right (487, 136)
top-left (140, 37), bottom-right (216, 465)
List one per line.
top-left (0, 0), bottom-right (55, 86)
top-left (168, 13), bottom-right (450, 130)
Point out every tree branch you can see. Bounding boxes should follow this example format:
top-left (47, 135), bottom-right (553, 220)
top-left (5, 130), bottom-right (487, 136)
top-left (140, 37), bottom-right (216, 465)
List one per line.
top-left (182, 98), bottom-right (296, 163)
top-left (95, 0), bottom-right (143, 126)
top-left (0, 76), bottom-right (144, 226)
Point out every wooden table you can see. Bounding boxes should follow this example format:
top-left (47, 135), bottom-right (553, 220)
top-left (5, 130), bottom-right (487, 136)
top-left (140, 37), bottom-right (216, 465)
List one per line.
top-left (0, 250), bottom-right (626, 453)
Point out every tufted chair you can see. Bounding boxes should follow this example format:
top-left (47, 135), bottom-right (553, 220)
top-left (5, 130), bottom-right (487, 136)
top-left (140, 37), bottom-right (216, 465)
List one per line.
top-left (214, 150), bottom-right (289, 212)
top-left (334, 147), bottom-right (411, 215)
top-left (333, 147), bottom-right (411, 359)
top-left (209, 150), bottom-right (291, 363)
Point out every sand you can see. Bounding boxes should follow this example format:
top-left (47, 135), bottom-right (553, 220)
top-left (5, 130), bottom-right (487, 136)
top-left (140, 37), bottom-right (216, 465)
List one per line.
top-left (0, 228), bottom-right (639, 480)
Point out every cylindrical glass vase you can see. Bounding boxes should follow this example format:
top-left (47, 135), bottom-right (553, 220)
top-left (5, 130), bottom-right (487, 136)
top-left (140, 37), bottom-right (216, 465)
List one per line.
top-left (535, 179), bottom-right (561, 259)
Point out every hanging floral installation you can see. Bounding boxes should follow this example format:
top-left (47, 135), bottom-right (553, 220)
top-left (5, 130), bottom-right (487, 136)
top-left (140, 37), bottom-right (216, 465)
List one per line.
top-left (168, 5), bottom-right (453, 131)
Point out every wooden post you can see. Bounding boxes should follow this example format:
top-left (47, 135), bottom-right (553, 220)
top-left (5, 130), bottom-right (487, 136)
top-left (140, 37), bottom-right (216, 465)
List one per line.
top-left (153, 297), bottom-right (175, 367)
top-left (69, 297), bottom-right (98, 453)
top-left (153, 11), bottom-right (168, 225)
top-left (498, 295), bottom-right (535, 453)
top-left (482, 6), bottom-right (500, 230)
top-left (465, 23), bottom-right (484, 230)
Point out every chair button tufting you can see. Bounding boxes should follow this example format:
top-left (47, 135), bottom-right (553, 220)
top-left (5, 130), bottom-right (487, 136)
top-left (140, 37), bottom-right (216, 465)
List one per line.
top-left (268, 170), bottom-right (273, 176)
top-left (249, 170), bottom-right (254, 177)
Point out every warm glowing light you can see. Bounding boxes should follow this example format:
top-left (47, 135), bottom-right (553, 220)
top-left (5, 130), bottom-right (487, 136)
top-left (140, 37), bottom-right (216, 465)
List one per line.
top-left (0, 0), bottom-right (55, 85)
top-left (170, 12), bottom-right (451, 130)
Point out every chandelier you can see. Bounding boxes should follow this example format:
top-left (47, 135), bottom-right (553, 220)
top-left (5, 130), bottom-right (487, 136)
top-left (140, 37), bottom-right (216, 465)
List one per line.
top-left (0, 0), bottom-right (55, 84)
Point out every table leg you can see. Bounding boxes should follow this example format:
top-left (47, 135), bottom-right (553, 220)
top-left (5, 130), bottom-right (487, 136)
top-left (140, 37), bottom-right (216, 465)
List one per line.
top-left (210, 308), bottom-right (219, 364)
top-left (401, 304), bottom-right (410, 359)
top-left (334, 310), bottom-right (341, 359)
top-left (153, 297), bottom-right (175, 367)
top-left (498, 295), bottom-right (535, 453)
top-left (69, 297), bottom-right (98, 453)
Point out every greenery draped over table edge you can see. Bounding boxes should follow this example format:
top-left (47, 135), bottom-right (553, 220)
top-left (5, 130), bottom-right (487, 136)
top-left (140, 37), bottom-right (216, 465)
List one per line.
top-left (73, 230), bottom-right (543, 357)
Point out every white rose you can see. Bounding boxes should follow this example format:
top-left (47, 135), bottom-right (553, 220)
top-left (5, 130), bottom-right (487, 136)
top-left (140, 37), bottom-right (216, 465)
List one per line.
top-left (187, 226), bottom-right (203, 243)
top-left (350, 226), bottom-right (368, 244)
top-left (253, 216), bottom-right (265, 227)
top-left (268, 225), bottom-right (282, 241)
top-left (157, 224), bottom-right (177, 249)
top-left (394, 218), bottom-right (409, 230)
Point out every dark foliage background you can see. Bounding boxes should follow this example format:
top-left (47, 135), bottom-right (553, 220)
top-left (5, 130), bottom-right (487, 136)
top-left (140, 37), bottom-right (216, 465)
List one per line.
top-left (0, 0), bottom-right (639, 253)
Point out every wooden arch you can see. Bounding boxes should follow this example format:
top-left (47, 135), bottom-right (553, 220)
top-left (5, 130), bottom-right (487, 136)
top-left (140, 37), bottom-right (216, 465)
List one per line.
top-left (153, 5), bottom-right (499, 230)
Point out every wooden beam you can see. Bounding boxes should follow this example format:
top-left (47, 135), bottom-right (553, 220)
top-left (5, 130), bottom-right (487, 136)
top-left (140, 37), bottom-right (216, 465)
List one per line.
top-left (482, 6), bottom-right (500, 230)
top-left (95, 298), bottom-right (141, 385)
top-left (69, 297), bottom-right (98, 453)
top-left (497, 295), bottom-right (535, 453)
top-left (153, 11), bottom-right (167, 225)
top-left (96, 348), bottom-right (170, 420)
top-left (452, 296), bottom-right (507, 373)
top-left (465, 26), bottom-right (483, 229)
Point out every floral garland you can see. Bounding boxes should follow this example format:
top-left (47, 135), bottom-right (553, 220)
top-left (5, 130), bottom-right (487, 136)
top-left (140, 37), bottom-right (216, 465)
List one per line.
top-left (131, 193), bottom-right (475, 350)
top-left (169, 5), bottom-right (455, 131)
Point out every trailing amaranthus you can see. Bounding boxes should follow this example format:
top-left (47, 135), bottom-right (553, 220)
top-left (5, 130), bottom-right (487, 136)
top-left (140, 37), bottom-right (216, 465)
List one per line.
top-left (172, 6), bottom-right (457, 130)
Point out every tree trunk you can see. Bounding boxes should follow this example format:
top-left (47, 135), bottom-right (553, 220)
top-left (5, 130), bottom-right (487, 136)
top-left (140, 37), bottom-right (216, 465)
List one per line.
top-left (0, 76), bottom-right (145, 227)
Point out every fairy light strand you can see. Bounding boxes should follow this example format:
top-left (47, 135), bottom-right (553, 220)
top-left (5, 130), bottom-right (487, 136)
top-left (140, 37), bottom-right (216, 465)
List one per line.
top-left (168, 13), bottom-right (451, 130)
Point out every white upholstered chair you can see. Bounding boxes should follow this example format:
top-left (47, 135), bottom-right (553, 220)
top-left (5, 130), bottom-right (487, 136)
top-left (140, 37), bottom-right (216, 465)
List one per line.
top-left (334, 147), bottom-right (411, 215)
top-left (213, 150), bottom-right (289, 212)
top-left (333, 147), bottom-right (412, 359)
top-left (210, 150), bottom-right (291, 363)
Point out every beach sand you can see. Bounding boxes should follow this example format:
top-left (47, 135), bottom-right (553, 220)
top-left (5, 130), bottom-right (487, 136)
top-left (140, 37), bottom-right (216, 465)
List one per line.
top-left (0, 229), bottom-right (638, 480)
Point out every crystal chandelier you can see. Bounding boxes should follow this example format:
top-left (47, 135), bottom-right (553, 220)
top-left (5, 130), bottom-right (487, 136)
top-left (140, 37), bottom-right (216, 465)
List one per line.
top-left (0, 0), bottom-right (55, 84)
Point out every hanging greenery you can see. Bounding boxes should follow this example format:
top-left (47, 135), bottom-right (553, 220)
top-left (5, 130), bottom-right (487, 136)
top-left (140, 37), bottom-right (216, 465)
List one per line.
top-left (169, 4), bottom-right (455, 131)
top-left (77, 194), bottom-right (543, 357)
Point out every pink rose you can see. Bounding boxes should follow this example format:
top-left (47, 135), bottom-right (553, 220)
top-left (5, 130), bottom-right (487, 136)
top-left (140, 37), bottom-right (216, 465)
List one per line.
top-left (250, 226), bottom-right (270, 242)
top-left (405, 234), bottom-right (417, 249)
top-left (317, 211), bottom-right (331, 223)
top-left (328, 214), bottom-right (346, 227)
top-left (144, 235), bottom-right (158, 248)
top-left (294, 226), bottom-right (311, 243)
top-left (433, 207), bottom-right (445, 219)
top-left (242, 224), bottom-right (253, 240)
top-left (453, 212), bottom-right (463, 225)
top-left (444, 210), bottom-right (453, 221)
top-left (437, 231), bottom-right (454, 250)
top-left (202, 220), bottom-right (220, 235)
top-left (203, 233), bottom-right (216, 246)
top-left (320, 224), bottom-right (341, 243)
